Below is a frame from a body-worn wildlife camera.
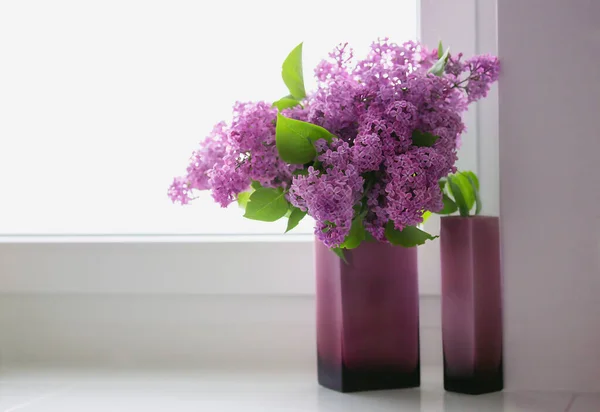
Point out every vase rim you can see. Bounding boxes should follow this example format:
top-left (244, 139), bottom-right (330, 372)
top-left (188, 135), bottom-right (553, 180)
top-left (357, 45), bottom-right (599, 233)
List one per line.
top-left (440, 215), bottom-right (499, 220)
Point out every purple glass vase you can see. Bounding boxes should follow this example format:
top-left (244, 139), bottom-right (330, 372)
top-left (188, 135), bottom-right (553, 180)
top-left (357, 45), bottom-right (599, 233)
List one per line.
top-left (441, 216), bottom-right (503, 394)
top-left (315, 240), bottom-right (420, 393)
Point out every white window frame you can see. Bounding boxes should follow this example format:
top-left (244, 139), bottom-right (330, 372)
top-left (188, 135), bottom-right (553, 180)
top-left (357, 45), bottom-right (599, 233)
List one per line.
top-left (0, 0), bottom-right (498, 297)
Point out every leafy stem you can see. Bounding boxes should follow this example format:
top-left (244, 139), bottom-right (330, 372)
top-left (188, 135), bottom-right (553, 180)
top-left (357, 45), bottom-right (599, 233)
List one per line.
top-left (451, 64), bottom-right (496, 89)
top-left (358, 172), bottom-right (377, 217)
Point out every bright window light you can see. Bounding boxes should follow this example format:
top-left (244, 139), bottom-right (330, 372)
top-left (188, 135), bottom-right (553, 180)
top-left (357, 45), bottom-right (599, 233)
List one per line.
top-left (0, 0), bottom-right (418, 235)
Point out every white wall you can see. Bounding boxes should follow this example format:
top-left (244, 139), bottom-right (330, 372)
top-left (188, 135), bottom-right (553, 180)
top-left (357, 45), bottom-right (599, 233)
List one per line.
top-left (0, 295), bottom-right (442, 369)
top-left (499, 0), bottom-right (600, 391)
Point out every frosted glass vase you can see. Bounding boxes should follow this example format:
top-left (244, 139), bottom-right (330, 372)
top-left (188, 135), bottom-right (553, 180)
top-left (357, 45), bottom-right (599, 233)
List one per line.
top-left (315, 240), bottom-right (420, 392)
top-left (441, 216), bottom-right (503, 394)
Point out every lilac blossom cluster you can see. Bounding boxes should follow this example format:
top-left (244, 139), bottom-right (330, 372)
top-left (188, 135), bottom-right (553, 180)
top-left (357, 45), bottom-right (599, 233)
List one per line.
top-left (169, 101), bottom-right (302, 207)
top-left (169, 39), bottom-right (499, 248)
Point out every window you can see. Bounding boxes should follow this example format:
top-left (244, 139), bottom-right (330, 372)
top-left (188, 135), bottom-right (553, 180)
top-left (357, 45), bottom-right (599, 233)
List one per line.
top-left (0, 1), bottom-right (496, 297)
top-left (0, 0), bottom-right (418, 236)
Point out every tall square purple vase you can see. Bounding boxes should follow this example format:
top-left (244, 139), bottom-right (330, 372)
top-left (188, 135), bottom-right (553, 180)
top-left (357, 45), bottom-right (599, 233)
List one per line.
top-left (315, 240), bottom-right (420, 393)
top-left (441, 216), bottom-right (503, 394)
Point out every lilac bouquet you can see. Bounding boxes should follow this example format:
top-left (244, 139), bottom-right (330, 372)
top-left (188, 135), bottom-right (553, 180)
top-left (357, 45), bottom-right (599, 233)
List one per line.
top-left (169, 39), bottom-right (499, 255)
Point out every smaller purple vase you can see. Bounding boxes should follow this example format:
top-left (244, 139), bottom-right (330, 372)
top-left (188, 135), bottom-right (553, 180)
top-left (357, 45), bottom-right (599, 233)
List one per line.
top-left (315, 240), bottom-right (420, 393)
top-left (441, 216), bottom-right (503, 394)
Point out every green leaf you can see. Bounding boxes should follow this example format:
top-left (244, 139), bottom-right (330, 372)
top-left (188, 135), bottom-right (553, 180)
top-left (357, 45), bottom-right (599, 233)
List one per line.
top-left (438, 41), bottom-right (444, 59)
top-left (292, 168), bottom-right (309, 176)
top-left (273, 96), bottom-right (301, 111)
top-left (447, 176), bottom-right (470, 217)
top-left (463, 171), bottom-right (479, 190)
top-left (331, 247), bottom-right (348, 264)
top-left (429, 46), bottom-right (450, 76)
top-left (251, 181), bottom-right (262, 190)
top-left (472, 181), bottom-right (482, 215)
top-left (282, 43), bottom-right (306, 100)
top-left (237, 191), bottom-right (252, 209)
top-left (422, 210), bottom-right (432, 223)
top-left (437, 194), bottom-right (458, 215)
top-left (384, 221), bottom-right (438, 247)
top-left (453, 174), bottom-right (475, 211)
top-left (438, 178), bottom-right (447, 193)
top-left (275, 113), bottom-right (334, 164)
top-left (285, 207), bottom-right (307, 233)
top-left (340, 217), bottom-right (366, 249)
top-left (463, 171), bottom-right (482, 215)
top-left (412, 130), bottom-right (440, 147)
top-left (244, 187), bottom-right (289, 222)
top-left (364, 231), bottom-right (377, 243)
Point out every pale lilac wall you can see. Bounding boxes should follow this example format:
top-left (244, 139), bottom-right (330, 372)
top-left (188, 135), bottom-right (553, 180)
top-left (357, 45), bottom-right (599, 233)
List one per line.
top-left (499, 0), bottom-right (600, 391)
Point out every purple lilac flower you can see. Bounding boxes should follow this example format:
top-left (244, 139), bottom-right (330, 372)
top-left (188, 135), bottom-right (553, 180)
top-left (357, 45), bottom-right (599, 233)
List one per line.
top-left (209, 101), bottom-right (301, 206)
top-left (170, 39), bottom-right (500, 248)
top-left (352, 132), bottom-right (383, 173)
top-left (445, 53), bottom-right (465, 77)
top-left (365, 182), bottom-right (388, 241)
top-left (289, 165), bottom-right (364, 247)
top-left (168, 122), bottom-right (227, 204)
top-left (443, 53), bottom-right (500, 103)
top-left (300, 39), bottom-right (486, 243)
top-left (167, 177), bottom-right (192, 205)
top-left (289, 139), bottom-right (364, 246)
top-left (383, 148), bottom-right (445, 230)
top-left (170, 102), bottom-right (306, 207)
top-left (464, 55), bottom-right (501, 102)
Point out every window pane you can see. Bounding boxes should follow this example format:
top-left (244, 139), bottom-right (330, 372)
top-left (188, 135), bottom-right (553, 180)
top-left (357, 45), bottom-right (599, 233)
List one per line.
top-left (0, 0), bottom-right (417, 235)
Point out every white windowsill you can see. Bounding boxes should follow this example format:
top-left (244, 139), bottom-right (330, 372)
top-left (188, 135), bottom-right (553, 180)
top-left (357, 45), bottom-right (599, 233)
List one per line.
top-left (0, 234), bottom-right (314, 244)
top-left (0, 237), bottom-right (441, 295)
top-left (0, 294), bottom-right (443, 369)
top-left (0, 365), bottom-right (582, 411)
